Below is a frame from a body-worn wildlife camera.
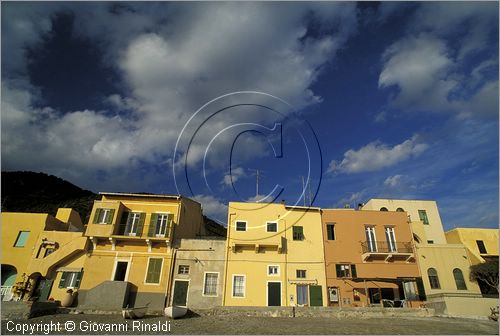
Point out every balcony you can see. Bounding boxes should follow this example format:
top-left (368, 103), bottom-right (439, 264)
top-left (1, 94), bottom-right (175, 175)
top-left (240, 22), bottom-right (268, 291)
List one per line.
top-left (361, 241), bottom-right (414, 262)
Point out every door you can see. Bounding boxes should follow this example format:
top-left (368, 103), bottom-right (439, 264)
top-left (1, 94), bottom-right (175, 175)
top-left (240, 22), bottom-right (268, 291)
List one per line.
top-left (267, 282), bottom-right (281, 306)
top-left (113, 262), bottom-right (128, 281)
top-left (172, 280), bottom-right (189, 306)
top-left (365, 226), bottom-right (377, 252)
top-left (385, 227), bottom-right (397, 252)
top-left (37, 279), bottom-right (53, 302)
top-left (309, 285), bottom-right (323, 306)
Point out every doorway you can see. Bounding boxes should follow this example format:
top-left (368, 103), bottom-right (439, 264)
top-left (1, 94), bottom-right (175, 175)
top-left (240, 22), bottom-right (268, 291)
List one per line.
top-left (113, 261), bottom-right (129, 281)
top-left (172, 280), bottom-right (189, 306)
top-left (267, 282), bottom-right (281, 306)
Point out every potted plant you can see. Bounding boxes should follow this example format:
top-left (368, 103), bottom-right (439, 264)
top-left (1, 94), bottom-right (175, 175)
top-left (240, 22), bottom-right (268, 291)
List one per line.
top-left (60, 289), bottom-right (75, 307)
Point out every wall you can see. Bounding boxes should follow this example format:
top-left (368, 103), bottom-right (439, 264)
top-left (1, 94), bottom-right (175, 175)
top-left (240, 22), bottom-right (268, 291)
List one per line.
top-left (172, 238), bottom-right (226, 309)
top-left (426, 293), bottom-right (497, 318)
top-left (446, 228), bottom-right (499, 265)
top-left (415, 244), bottom-right (481, 296)
top-left (321, 209), bottom-right (420, 307)
top-left (223, 202), bottom-right (327, 307)
top-left (362, 199), bottom-right (446, 244)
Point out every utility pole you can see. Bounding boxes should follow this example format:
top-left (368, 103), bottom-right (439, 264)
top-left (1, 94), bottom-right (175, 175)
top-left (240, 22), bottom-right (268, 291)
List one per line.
top-left (249, 169), bottom-right (260, 198)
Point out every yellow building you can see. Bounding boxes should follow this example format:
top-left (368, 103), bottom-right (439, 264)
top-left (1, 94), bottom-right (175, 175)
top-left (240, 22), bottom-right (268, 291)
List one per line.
top-left (445, 228), bottom-right (499, 265)
top-left (1, 209), bottom-right (85, 302)
top-left (78, 192), bottom-right (205, 313)
top-left (223, 202), bottom-right (327, 307)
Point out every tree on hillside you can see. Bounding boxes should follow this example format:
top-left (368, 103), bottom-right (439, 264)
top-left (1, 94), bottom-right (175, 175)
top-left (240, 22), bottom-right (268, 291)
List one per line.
top-left (470, 260), bottom-right (499, 294)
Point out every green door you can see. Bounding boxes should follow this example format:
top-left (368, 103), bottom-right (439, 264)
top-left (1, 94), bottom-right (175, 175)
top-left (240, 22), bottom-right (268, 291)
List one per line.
top-left (172, 280), bottom-right (189, 306)
top-left (309, 285), bottom-right (323, 306)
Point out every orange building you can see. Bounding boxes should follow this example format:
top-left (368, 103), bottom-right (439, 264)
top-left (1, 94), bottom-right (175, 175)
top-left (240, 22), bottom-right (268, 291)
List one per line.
top-left (321, 209), bottom-right (423, 307)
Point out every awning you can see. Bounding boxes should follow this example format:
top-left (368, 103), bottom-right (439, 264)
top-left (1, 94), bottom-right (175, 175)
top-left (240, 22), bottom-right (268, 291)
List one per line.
top-left (350, 277), bottom-right (418, 284)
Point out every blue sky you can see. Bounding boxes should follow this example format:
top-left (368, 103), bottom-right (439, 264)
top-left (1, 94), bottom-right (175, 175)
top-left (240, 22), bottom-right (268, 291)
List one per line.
top-left (2, 2), bottom-right (498, 229)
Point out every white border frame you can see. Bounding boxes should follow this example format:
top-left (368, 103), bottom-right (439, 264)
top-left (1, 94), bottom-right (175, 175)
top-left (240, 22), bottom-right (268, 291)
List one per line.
top-left (384, 226), bottom-right (397, 252)
top-left (177, 264), bottom-right (190, 275)
top-left (152, 212), bottom-right (171, 237)
top-left (365, 225), bottom-right (377, 252)
top-left (171, 279), bottom-right (190, 307)
top-left (267, 265), bottom-right (280, 276)
top-left (234, 220), bottom-right (247, 232)
top-left (231, 274), bottom-right (246, 298)
top-left (111, 257), bottom-right (131, 281)
top-left (202, 271), bottom-right (219, 297)
top-left (143, 256), bottom-right (164, 285)
top-left (266, 280), bottom-right (282, 307)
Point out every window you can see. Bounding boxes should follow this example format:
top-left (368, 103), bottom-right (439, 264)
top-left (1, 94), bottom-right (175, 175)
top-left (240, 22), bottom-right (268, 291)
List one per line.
top-left (149, 213), bottom-right (171, 237)
top-left (232, 275), bottom-right (245, 297)
top-left (236, 221), bottom-right (247, 231)
top-left (44, 247), bottom-right (55, 257)
top-left (453, 268), bottom-right (467, 290)
top-left (476, 240), bottom-right (487, 254)
top-left (297, 285), bottom-right (308, 305)
top-left (427, 268), bottom-right (440, 289)
top-left (268, 266), bottom-right (279, 276)
top-left (336, 264), bottom-right (357, 278)
top-left (396, 207), bottom-right (404, 212)
top-left (203, 272), bottom-right (218, 296)
top-left (365, 226), bottom-right (377, 252)
top-left (59, 272), bottom-right (83, 289)
top-left (427, 240), bottom-right (434, 244)
top-left (296, 270), bottom-right (306, 278)
top-left (114, 261), bottom-right (129, 281)
top-left (380, 207), bottom-right (388, 211)
top-left (326, 224), bottom-right (335, 240)
top-left (293, 226), bottom-right (304, 240)
top-left (385, 227), bottom-right (397, 252)
top-left (418, 210), bottom-right (429, 224)
top-left (125, 212), bottom-right (143, 236)
top-left (178, 265), bottom-right (190, 274)
top-left (14, 231), bottom-right (30, 247)
top-left (94, 208), bottom-right (114, 224)
top-left (145, 258), bottom-right (163, 284)
top-left (266, 222), bottom-right (277, 232)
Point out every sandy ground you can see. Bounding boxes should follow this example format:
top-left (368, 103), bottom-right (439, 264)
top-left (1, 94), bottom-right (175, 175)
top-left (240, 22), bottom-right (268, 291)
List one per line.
top-left (1, 313), bottom-right (498, 335)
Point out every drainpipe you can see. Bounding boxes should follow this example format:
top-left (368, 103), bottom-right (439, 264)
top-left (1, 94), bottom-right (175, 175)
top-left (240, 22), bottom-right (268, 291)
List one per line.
top-left (165, 248), bottom-right (177, 308)
top-left (222, 213), bottom-right (235, 306)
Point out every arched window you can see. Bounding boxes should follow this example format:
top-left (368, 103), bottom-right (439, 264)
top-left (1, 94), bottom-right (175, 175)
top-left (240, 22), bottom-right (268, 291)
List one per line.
top-left (380, 207), bottom-right (388, 212)
top-left (396, 207), bottom-right (404, 212)
top-left (427, 268), bottom-right (440, 289)
top-left (453, 268), bottom-right (467, 290)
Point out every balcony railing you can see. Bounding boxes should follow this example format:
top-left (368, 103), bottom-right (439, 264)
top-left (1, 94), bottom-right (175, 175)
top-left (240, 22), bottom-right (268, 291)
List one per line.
top-left (1, 286), bottom-right (13, 301)
top-left (361, 241), bottom-right (413, 254)
top-left (113, 223), bottom-right (172, 239)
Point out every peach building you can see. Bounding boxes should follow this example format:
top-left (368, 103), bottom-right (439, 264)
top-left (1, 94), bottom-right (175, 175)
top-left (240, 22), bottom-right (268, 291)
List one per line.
top-left (321, 209), bottom-right (422, 307)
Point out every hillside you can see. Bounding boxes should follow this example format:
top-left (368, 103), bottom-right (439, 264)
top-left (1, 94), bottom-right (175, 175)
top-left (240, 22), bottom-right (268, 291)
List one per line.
top-left (1, 171), bottom-right (226, 237)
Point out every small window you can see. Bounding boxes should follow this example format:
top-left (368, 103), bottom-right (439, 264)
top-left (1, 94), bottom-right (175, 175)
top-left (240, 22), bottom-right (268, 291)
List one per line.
top-left (236, 221), bottom-right (247, 231)
top-left (178, 265), bottom-right (190, 274)
top-left (476, 240), bottom-right (487, 254)
top-left (203, 272), bottom-right (218, 296)
top-left (232, 275), bottom-right (245, 297)
top-left (293, 226), bottom-right (304, 240)
top-left (14, 231), bottom-right (30, 247)
top-left (453, 268), bottom-right (467, 290)
top-left (396, 207), bottom-right (404, 212)
top-left (296, 270), bottom-right (306, 278)
top-left (336, 264), bottom-right (352, 278)
top-left (268, 265), bottom-right (279, 276)
top-left (266, 222), bottom-right (277, 232)
top-left (427, 240), bottom-right (434, 244)
top-left (59, 272), bottom-right (83, 289)
top-left (145, 258), bottom-right (163, 284)
top-left (418, 210), bottom-right (429, 224)
top-left (44, 248), bottom-right (55, 257)
top-left (380, 207), bottom-right (388, 211)
top-left (94, 208), bottom-right (115, 224)
top-left (326, 224), bottom-right (335, 240)
top-left (427, 268), bottom-right (440, 289)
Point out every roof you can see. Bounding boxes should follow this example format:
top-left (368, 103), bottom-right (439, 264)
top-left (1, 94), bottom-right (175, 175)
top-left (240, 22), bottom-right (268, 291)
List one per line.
top-left (99, 192), bottom-right (181, 199)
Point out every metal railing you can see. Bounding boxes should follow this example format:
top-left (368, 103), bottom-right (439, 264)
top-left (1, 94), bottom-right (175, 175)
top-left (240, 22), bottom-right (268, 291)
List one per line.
top-left (361, 241), bottom-right (413, 254)
top-left (1, 286), bottom-right (13, 301)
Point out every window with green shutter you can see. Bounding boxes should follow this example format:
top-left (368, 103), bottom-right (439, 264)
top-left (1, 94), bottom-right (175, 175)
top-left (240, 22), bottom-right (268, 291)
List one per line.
top-left (93, 208), bottom-right (114, 224)
top-left (145, 258), bottom-right (163, 284)
top-left (293, 226), bottom-right (304, 240)
top-left (58, 271), bottom-right (83, 288)
top-left (14, 231), bottom-right (30, 247)
top-left (418, 210), bottom-right (429, 224)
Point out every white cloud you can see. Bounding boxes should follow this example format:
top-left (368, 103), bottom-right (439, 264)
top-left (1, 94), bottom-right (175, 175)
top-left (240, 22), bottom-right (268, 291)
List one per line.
top-left (222, 167), bottom-right (246, 187)
top-left (328, 135), bottom-right (428, 174)
top-left (383, 174), bottom-right (404, 188)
